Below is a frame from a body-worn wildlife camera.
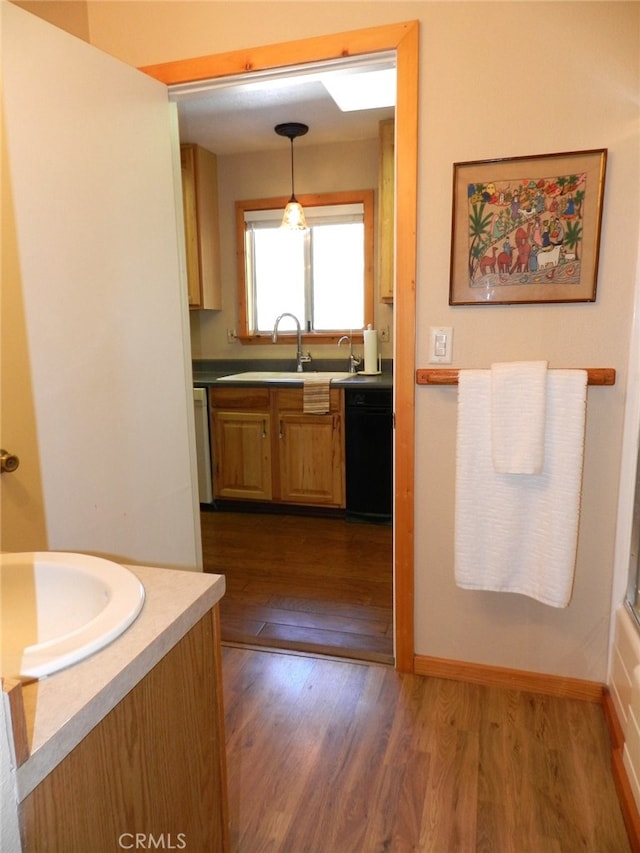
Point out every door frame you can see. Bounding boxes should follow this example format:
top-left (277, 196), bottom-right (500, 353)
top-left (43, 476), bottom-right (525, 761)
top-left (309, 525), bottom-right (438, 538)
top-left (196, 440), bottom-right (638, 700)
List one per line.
top-left (142, 20), bottom-right (419, 672)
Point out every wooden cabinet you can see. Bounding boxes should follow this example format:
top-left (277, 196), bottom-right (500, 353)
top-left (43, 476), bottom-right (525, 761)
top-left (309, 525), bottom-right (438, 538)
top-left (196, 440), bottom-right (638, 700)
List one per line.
top-left (210, 387), bottom-right (272, 501)
top-left (19, 607), bottom-right (229, 852)
top-left (209, 386), bottom-right (345, 509)
top-left (274, 388), bottom-right (344, 507)
top-left (180, 143), bottom-right (222, 310)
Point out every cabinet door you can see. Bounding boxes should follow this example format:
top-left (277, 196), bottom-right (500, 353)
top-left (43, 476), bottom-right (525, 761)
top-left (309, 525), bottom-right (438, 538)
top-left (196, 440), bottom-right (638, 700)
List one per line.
top-left (181, 144), bottom-right (222, 310)
top-left (19, 609), bottom-right (229, 853)
top-left (213, 411), bottom-right (272, 500)
top-left (277, 412), bottom-right (344, 507)
top-left (180, 145), bottom-right (202, 308)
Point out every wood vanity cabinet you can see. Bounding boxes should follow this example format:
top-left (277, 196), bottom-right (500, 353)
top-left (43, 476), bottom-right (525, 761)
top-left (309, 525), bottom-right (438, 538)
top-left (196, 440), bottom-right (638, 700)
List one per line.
top-left (209, 386), bottom-right (345, 509)
top-left (180, 143), bottom-right (222, 310)
top-left (19, 607), bottom-right (229, 852)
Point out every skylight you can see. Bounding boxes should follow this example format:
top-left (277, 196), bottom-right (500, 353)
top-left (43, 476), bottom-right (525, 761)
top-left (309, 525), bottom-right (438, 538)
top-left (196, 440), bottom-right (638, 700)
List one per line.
top-left (321, 67), bottom-right (397, 112)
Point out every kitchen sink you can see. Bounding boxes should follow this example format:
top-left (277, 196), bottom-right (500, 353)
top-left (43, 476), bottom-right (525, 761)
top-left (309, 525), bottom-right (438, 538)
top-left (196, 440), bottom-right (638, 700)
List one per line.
top-left (217, 371), bottom-right (354, 383)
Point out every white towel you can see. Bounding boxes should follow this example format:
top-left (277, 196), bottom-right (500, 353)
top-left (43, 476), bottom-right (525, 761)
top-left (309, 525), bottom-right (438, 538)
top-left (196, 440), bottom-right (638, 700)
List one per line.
top-left (491, 361), bottom-right (548, 474)
top-left (455, 368), bottom-right (588, 608)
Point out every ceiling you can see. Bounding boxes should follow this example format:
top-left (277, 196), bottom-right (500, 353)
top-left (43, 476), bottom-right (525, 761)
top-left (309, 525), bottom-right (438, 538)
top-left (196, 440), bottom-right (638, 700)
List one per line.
top-left (170, 54), bottom-right (396, 156)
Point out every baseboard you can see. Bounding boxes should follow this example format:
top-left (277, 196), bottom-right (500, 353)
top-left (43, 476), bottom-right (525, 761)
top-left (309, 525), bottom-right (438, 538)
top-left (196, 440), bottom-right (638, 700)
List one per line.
top-left (413, 654), bottom-right (603, 701)
top-left (603, 689), bottom-right (640, 852)
top-left (603, 687), bottom-right (626, 750)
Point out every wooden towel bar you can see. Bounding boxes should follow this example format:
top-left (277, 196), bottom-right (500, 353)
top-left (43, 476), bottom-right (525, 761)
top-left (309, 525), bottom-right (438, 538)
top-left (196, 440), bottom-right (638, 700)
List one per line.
top-left (416, 367), bottom-right (616, 386)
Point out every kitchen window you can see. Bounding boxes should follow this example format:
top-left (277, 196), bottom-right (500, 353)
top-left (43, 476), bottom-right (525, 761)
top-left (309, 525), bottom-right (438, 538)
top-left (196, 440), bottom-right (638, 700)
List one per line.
top-left (235, 190), bottom-right (374, 343)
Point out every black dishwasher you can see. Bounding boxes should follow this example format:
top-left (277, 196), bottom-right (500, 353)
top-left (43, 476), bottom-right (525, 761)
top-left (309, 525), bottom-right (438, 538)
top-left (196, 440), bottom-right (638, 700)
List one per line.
top-left (345, 387), bottom-right (393, 523)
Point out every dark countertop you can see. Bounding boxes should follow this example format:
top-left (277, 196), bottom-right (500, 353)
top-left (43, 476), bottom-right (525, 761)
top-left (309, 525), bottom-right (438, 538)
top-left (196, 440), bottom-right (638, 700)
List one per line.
top-left (192, 359), bottom-right (393, 389)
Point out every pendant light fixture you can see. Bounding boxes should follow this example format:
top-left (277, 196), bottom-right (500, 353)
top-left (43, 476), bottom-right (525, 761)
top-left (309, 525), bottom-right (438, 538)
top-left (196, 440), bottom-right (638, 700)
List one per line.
top-left (275, 122), bottom-right (308, 230)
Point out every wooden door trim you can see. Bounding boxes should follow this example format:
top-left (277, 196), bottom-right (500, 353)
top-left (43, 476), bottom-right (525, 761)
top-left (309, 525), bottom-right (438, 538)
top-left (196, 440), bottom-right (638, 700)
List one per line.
top-left (142, 20), bottom-right (419, 673)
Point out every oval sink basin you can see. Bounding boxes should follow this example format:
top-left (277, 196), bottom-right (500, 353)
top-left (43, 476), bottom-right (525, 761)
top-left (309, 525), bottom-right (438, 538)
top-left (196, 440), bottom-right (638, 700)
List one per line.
top-left (1, 551), bottom-right (145, 679)
top-left (217, 371), bottom-right (353, 383)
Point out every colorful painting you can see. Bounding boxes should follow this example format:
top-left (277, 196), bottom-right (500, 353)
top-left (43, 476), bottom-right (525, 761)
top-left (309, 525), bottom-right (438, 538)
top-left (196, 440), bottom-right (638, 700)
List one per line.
top-left (449, 150), bottom-right (607, 305)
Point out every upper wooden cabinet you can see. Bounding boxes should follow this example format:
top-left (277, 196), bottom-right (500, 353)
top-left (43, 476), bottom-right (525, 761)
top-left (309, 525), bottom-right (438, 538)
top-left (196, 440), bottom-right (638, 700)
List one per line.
top-left (378, 119), bottom-right (395, 303)
top-left (180, 143), bottom-right (222, 310)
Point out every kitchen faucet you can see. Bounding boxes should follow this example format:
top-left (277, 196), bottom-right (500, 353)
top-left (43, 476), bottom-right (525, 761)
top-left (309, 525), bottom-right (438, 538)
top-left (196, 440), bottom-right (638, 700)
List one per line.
top-left (272, 312), bottom-right (312, 373)
top-left (338, 335), bottom-right (361, 374)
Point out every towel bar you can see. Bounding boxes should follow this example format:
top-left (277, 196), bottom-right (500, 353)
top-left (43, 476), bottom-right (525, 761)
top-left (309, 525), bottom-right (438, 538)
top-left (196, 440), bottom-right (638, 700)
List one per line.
top-left (416, 367), bottom-right (616, 386)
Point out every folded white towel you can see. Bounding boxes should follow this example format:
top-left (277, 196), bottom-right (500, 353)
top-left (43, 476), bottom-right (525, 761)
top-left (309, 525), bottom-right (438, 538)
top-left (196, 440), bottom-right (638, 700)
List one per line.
top-left (491, 361), bottom-right (548, 474)
top-left (455, 368), bottom-right (588, 608)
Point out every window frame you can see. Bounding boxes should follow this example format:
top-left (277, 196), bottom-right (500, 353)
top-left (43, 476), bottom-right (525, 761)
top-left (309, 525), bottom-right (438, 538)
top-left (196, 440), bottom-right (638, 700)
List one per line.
top-left (235, 189), bottom-right (375, 345)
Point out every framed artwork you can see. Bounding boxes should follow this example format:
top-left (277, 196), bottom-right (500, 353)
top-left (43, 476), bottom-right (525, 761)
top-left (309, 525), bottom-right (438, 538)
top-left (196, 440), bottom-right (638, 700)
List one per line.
top-left (449, 149), bottom-right (607, 305)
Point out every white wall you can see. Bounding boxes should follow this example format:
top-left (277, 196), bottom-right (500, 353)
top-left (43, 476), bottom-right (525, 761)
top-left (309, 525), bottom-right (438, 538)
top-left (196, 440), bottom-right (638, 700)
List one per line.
top-left (26, 0), bottom-right (640, 681)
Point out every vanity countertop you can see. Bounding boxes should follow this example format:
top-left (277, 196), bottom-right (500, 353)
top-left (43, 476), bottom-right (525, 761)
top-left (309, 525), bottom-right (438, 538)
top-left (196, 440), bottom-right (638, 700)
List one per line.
top-left (15, 564), bottom-right (225, 801)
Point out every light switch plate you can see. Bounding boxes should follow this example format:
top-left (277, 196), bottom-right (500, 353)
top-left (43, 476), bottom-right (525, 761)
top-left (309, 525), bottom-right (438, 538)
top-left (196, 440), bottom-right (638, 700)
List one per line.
top-left (428, 326), bottom-right (453, 364)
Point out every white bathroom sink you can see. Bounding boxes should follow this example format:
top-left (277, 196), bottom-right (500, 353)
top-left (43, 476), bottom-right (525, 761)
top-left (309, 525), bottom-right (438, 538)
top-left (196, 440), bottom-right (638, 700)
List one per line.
top-left (217, 371), bottom-right (353, 383)
top-left (0, 551), bottom-right (145, 679)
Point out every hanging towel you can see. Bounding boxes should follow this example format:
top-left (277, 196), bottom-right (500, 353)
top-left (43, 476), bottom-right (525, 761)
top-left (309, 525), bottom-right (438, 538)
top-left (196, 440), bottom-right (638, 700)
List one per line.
top-left (303, 377), bottom-right (330, 414)
top-left (454, 368), bottom-right (588, 608)
top-left (491, 360), bottom-right (548, 474)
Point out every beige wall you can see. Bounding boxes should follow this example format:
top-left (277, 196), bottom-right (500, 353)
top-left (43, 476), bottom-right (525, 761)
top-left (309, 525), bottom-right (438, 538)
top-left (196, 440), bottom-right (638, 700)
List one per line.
top-left (15, 0), bottom-right (89, 38)
top-left (24, 1), bottom-right (640, 681)
top-left (190, 137), bottom-right (394, 360)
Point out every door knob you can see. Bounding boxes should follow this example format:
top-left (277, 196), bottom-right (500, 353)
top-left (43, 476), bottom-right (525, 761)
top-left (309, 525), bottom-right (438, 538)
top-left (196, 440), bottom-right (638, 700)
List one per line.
top-left (0, 449), bottom-right (19, 473)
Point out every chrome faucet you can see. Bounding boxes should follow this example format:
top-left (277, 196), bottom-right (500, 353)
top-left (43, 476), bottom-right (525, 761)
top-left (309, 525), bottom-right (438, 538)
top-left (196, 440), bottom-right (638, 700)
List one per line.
top-left (338, 335), bottom-right (361, 374)
top-left (272, 312), bottom-right (312, 373)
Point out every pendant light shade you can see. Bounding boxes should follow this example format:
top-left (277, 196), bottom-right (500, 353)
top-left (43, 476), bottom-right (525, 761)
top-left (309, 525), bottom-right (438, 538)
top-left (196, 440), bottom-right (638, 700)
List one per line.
top-left (275, 122), bottom-right (308, 230)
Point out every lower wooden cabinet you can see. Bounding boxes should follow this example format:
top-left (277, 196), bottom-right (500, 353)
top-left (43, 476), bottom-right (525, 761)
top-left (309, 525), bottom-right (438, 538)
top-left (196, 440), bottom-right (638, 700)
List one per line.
top-left (209, 386), bottom-right (345, 508)
top-left (275, 389), bottom-right (344, 506)
top-left (213, 410), bottom-right (273, 500)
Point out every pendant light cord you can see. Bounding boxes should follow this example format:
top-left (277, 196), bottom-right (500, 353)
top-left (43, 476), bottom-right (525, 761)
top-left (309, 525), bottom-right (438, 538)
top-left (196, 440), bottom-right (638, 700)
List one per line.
top-left (289, 138), bottom-right (296, 201)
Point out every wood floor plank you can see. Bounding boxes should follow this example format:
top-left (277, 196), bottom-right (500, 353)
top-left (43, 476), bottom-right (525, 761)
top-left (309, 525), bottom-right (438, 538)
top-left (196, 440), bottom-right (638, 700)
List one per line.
top-left (222, 646), bottom-right (630, 852)
top-left (202, 509), bottom-right (393, 661)
top-left (223, 600), bottom-right (390, 636)
top-left (235, 575), bottom-right (391, 602)
top-left (257, 621), bottom-right (393, 652)
top-left (268, 594), bottom-right (392, 621)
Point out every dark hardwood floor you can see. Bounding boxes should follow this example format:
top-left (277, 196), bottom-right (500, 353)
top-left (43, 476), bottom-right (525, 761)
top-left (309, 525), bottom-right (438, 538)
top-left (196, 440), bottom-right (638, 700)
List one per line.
top-left (222, 645), bottom-right (631, 852)
top-left (201, 509), bottom-right (393, 663)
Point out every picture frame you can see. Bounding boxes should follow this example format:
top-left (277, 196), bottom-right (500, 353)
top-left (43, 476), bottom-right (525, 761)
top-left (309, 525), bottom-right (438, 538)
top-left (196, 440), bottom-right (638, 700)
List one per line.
top-left (449, 149), bottom-right (607, 305)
